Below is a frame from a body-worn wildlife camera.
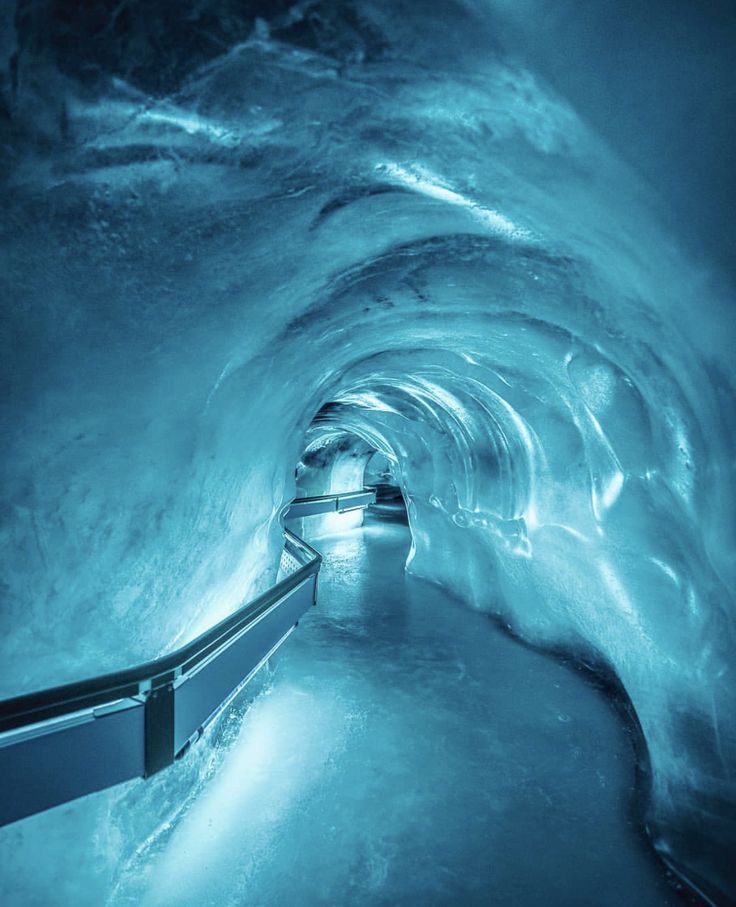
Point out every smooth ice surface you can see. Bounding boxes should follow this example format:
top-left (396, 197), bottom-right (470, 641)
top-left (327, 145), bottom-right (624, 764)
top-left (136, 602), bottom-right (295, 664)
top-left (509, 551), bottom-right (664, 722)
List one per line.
top-left (1, 1), bottom-right (735, 899)
top-left (116, 514), bottom-right (683, 905)
top-left (0, 513), bottom-right (680, 906)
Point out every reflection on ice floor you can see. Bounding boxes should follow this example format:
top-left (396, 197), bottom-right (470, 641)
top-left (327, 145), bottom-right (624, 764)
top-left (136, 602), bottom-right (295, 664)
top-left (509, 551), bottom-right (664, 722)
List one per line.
top-left (125, 511), bottom-right (678, 906)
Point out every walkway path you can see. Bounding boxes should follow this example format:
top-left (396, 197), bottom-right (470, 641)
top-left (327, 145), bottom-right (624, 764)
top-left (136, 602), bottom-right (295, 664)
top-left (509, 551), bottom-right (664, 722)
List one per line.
top-left (136, 511), bottom-right (677, 906)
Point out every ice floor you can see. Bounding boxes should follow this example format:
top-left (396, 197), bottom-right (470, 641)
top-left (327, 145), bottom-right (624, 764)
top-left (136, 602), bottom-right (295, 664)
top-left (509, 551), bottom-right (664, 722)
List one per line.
top-left (113, 508), bottom-right (678, 907)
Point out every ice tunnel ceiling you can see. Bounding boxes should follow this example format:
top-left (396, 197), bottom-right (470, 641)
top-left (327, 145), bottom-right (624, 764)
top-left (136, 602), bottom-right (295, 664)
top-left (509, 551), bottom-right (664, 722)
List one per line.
top-left (1, 0), bottom-right (735, 904)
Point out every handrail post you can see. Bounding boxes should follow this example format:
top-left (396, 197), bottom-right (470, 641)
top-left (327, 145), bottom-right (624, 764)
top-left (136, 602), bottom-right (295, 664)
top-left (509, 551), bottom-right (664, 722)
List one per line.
top-left (144, 683), bottom-right (176, 776)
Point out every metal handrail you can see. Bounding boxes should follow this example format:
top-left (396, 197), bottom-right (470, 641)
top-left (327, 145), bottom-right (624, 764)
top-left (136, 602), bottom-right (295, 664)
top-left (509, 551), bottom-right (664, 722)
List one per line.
top-left (285, 487), bottom-right (376, 518)
top-left (0, 530), bottom-right (320, 735)
top-left (285, 489), bottom-right (371, 505)
top-left (0, 491), bottom-right (373, 827)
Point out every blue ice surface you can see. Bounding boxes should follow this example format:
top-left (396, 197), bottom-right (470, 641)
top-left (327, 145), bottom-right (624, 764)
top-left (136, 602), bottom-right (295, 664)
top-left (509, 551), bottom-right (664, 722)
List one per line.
top-left (1, 2), bottom-right (734, 900)
top-left (106, 509), bottom-right (678, 907)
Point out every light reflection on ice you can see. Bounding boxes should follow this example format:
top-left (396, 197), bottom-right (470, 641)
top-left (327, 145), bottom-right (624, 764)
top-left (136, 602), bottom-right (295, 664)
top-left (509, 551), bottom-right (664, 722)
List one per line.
top-left (377, 162), bottom-right (530, 239)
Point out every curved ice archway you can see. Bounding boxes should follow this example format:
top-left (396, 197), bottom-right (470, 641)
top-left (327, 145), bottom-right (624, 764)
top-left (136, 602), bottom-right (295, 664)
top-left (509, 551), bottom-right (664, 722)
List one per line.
top-left (1, 0), bottom-right (735, 900)
top-left (302, 348), bottom-right (734, 844)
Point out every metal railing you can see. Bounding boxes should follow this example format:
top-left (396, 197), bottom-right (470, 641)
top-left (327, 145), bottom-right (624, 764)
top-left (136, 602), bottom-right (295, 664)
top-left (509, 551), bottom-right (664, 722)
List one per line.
top-left (0, 490), bottom-right (374, 827)
top-left (285, 488), bottom-right (376, 519)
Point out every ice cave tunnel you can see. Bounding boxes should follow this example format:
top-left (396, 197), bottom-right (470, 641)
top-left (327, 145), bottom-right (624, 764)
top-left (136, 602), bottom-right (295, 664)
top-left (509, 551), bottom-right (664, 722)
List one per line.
top-left (0, 1), bottom-right (735, 905)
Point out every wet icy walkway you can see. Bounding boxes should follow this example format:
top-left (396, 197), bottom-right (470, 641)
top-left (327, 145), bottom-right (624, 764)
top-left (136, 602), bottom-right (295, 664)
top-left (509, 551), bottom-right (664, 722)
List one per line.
top-left (135, 511), bottom-right (677, 907)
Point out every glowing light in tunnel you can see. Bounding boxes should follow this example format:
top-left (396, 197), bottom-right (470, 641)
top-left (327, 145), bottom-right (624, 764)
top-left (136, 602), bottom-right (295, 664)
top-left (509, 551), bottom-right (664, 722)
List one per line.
top-left (376, 163), bottom-right (530, 239)
top-left (307, 509), bottom-right (364, 537)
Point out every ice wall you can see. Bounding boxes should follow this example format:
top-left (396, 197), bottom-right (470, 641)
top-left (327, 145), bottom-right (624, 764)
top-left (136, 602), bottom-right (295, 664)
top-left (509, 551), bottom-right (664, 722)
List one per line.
top-left (293, 429), bottom-right (377, 535)
top-left (1, 0), bottom-right (734, 900)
